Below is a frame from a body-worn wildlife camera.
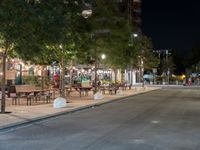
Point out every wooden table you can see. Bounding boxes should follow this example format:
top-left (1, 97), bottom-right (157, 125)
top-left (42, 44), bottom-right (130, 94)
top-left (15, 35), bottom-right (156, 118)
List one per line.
top-left (17, 89), bottom-right (51, 105)
top-left (77, 87), bottom-right (93, 97)
top-left (99, 85), bottom-right (118, 95)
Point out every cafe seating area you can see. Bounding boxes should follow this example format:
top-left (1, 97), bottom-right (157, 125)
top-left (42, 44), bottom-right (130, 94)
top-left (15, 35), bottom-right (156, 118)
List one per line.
top-left (98, 82), bottom-right (132, 95)
top-left (0, 81), bottom-right (133, 106)
top-left (0, 85), bottom-right (53, 106)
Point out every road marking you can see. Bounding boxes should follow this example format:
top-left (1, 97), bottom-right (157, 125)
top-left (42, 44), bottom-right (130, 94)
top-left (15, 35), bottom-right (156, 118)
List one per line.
top-left (151, 120), bottom-right (160, 124)
top-left (131, 139), bottom-right (145, 144)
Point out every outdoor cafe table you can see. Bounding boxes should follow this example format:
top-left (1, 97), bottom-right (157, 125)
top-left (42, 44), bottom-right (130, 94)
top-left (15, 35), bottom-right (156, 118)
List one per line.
top-left (75, 87), bottom-right (93, 97)
top-left (99, 85), bottom-right (118, 95)
top-left (17, 89), bottom-right (50, 105)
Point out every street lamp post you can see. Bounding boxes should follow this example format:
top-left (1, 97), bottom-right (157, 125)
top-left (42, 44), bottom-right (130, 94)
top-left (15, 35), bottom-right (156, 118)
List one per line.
top-left (92, 53), bottom-right (106, 93)
top-left (82, 2), bottom-right (97, 92)
top-left (153, 68), bottom-right (157, 84)
top-left (138, 55), bottom-right (144, 87)
top-left (129, 33), bottom-right (139, 85)
top-left (141, 57), bottom-right (144, 87)
top-left (165, 50), bottom-right (171, 85)
top-left (167, 68), bottom-right (170, 85)
top-left (101, 54), bottom-right (106, 80)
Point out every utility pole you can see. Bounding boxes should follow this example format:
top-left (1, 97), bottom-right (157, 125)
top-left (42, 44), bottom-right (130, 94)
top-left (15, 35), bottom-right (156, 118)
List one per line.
top-left (166, 50), bottom-right (170, 85)
top-left (141, 56), bottom-right (144, 87)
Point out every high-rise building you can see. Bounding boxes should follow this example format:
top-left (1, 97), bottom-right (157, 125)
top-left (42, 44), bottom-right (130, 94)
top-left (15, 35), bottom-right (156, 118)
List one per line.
top-left (128, 0), bottom-right (142, 28)
top-left (118, 0), bottom-right (142, 32)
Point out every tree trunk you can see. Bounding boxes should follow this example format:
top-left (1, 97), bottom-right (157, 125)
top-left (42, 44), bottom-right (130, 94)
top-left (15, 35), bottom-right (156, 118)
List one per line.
top-left (114, 68), bottom-right (117, 83)
top-left (41, 65), bottom-right (45, 90)
top-left (94, 49), bottom-right (98, 93)
top-left (130, 66), bottom-right (133, 85)
top-left (19, 64), bottom-right (22, 84)
top-left (59, 63), bottom-right (62, 95)
top-left (94, 59), bottom-right (98, 93)
top-left (69, 60), bottom-right (73, 86)
top-left (60, 55), bottom-right (65, 98)
top-left (1, 48), bottom-right (7, 113)
top-left (121, 69), bottom-right (124, 82)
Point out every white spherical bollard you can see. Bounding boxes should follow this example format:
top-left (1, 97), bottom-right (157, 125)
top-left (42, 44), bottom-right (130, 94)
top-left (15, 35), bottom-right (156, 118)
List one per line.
top-left (53, 97), bottom-right (67, 108)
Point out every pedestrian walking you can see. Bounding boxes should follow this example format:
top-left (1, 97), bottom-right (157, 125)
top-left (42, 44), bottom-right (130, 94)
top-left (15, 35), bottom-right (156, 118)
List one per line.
top-left (188, 77), bottom-right (192, 86)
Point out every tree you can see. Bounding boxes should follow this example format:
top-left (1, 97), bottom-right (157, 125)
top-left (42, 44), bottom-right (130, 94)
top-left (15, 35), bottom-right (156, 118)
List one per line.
top-left (139, 36), bottom-right (159, 70)
top-left (84, 0), bottom-right (134, 85)
top-left (0, 0), bottom-right (23, 113)
top-left (125, 35), bottom-right (159, 84)
top-left (0, 36), bottom-right (13, 113)
top-left (0, 0), bottom-right (88, 111)
top-left (14, 0), bottom-right (89, 98)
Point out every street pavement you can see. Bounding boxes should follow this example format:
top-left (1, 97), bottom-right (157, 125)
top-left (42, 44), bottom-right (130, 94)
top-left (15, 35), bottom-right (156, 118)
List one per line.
top-left (0, 87), bottom-right (200, 150)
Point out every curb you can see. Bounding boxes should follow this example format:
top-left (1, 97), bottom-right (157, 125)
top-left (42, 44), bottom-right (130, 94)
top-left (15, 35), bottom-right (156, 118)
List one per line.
top-left (0, 88), bottom-right (161, 133)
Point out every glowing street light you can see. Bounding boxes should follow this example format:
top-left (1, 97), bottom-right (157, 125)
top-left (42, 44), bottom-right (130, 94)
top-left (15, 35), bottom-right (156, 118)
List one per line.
top-left (133, 33), bottom-right (138, 38)
top-left (59, 44), bottom-right (63, 49)
top-left (101, 54), bottom-right (106, 60)
top-left (82, 3), bottom-right (92, 19)
top-left (101, 54), bottom-right (106, 81)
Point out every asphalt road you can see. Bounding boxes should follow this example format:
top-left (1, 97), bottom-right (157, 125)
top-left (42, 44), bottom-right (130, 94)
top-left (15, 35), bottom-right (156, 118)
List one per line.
top-left (1, 88), bottom-right (200, 150)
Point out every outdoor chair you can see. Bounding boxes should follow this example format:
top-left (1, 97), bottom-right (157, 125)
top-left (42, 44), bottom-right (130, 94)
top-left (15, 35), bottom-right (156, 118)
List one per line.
top-left (8, 85), bottom-right (21, 105)
top-left (10, 93), bottom-right (20, 105)
top-left (65, 87), bottom-right (73, 97)
top-left (44, 91), bottom-right (51, 103)
top-left (99, 87), bottom-right (106, 94)
top-left (127, 84), bottom-right (132, 90)
top-left (27, 92), bottom-right (35, 105)
top-left (35, 91), bottom-right (51, 104)
top-left (108, 86), bottom-right (115, 95)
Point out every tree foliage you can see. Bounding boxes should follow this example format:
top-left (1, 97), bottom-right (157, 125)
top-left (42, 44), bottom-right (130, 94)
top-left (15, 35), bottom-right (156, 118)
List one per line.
top-left (0, 0), bottom-right (89, 64)
top-left (139, 36), bottom-right (159, 70)
top-left (1, 0), bottom-right (157, 70)
top-left (83, 0), bottom-right (132, 69)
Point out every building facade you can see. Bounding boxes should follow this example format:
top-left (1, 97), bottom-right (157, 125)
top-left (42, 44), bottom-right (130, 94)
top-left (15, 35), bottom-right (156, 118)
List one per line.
top-left (118, 0), bottom-right (142, 32)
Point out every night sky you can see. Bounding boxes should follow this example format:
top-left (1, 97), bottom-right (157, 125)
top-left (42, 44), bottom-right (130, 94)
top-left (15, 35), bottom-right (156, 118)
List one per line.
top-left (142, 0), bottom-right (200, 52)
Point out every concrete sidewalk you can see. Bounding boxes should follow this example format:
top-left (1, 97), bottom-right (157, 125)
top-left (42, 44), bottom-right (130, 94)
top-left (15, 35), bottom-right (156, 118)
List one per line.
top-left (0, 87), bottom-right (160, 131)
